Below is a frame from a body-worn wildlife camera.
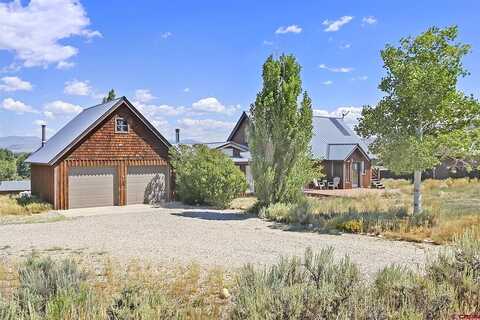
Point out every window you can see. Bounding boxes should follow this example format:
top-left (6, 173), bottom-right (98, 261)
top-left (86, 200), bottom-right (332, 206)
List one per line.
top-left (345, 162), bottom-right (351, 182)
top-left (222, 148), bottom-right (234, 157)
top-left (115, 118), bottom-right (128, 133)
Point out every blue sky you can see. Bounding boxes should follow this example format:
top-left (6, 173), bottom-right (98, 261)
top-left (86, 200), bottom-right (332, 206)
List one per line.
top-left (1, 0), bottom-right (479, 142)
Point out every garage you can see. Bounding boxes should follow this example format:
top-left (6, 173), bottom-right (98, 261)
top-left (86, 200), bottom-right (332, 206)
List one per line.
top-left (69, 167), bottom-right (118, 209)
top-left (127, 166), bottom-right (168, 205)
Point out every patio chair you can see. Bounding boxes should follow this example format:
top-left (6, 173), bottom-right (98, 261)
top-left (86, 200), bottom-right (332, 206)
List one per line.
top-left (312, 179), bottom-right (325, 190)
top-left (318, 180), bottom-right (326, 189)
top-left (328, 177), bottom-right (341, 189)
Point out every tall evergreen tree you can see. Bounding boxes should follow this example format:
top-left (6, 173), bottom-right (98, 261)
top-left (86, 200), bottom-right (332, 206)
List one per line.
top-left (356, 26), bottom-right (480, 214)
top-left (249, 55), bottom-right (317, 206)
top-left (102, 89), bottom-right (117, 103)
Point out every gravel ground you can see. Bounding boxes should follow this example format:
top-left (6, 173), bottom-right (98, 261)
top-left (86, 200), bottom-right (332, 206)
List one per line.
top-left (0, 205), bottom-right (437, 277)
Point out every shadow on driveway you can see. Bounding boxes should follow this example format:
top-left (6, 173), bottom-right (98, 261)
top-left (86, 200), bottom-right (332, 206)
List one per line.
top-left (172, 211), bottom-right (255, 221)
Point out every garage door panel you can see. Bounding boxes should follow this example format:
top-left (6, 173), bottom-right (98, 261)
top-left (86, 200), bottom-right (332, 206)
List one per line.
top-left (127, 166), bottom-right (167, 205)
top-left (69, 167), bottom-right (117, 209)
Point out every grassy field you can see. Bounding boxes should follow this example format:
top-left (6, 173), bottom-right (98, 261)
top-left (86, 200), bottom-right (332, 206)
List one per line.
top-left (0, 230), bottom-right (478, 319)
top-left (381, 178), bottom-right (480, 243)
top-left (250, 178), bottom-right (480, 244)
top-left (0, 195), bottom-right (52, 216)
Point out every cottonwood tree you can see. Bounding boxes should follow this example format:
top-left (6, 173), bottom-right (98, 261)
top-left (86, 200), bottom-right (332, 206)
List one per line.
top-left (249, 55), bottom-right (318, 207)
top-left (356, 26), bottom-right (480, 214)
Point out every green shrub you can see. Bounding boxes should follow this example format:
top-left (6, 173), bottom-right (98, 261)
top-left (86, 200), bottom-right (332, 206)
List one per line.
top-left (231, 247), bottom-right (361, 319)
top-left (15, 255), bottom-right (87, 316)
top-left (426, 229), bottom-right (480, 312)
top-left (170, 145), bottom-right (248, 208)
top-left (410, 209), bottom-right (439, 228)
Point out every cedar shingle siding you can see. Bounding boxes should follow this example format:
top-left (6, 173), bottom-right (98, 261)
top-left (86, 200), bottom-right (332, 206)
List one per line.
top-left (68, 106), bottom-right (169, 161)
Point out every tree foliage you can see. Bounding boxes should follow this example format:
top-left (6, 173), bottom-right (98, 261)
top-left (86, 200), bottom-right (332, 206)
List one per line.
top-left (249, 54), bottom-right (318, 207)
top-left (170, 145), bottom-right (247, 208)
top-left (102, 89), bottom-right (117, 103)
top-left (0, 148), bottom-right (28, 180)
top-left (356, 26), bottom-right (480, 174)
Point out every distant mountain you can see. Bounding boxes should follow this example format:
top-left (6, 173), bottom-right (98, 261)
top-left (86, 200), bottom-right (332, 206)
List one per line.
top-left (0, 136), bottom-right (41, 153)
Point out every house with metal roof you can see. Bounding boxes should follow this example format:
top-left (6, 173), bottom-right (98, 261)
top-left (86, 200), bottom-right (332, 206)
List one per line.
top-left (0, 180), bottom-right (30, 194)
top-left (225, 111), bottom-right (374, 189)
top-left (26, 97), bottom-right (172, 209)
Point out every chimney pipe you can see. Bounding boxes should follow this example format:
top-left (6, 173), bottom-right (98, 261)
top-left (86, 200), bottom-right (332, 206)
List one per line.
top-left (175, 128), bottom-right (180, 144)
top-left (41, 124), bottom-right (46, 147)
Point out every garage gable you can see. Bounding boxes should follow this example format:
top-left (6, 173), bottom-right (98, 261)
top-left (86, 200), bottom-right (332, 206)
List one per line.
top-left (66, 104), bottom-right (170, 162)
top-left (26, 97), bottom-right (171, 165)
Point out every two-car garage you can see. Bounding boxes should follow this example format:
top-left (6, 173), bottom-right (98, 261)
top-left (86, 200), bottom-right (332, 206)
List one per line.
top-left (27, 97), bottom-right (173, 210)
top-left (68, 165), bottom-right (168, 209)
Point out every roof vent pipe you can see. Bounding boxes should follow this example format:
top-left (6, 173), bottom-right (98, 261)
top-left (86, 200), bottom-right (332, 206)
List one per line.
top-left (175, 128), bottom-right (180, 144)
top-left (41, 124), bottom-right (47, 147)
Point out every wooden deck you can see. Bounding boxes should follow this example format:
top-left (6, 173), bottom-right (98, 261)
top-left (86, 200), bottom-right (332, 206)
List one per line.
top-left (304, 188), bottom-right (386, 198)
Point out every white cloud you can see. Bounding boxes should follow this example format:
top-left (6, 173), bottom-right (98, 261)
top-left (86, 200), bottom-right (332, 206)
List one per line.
top-left (2, 97), bottom-right (37, 113)
top-left (56, 61), bottom-right (75, 70)
top-left (192, 97), bottom-right (226, 113)
top-left (183, 87), bottom-right (190, 93)
top-left (322, 16), bottom-right (353, 32)
top-left (134, 89), bottom-right (156, 103)
top-left (178, 118), bottom-right (234, 129)
top-left (139, 103), bottom-right (185, 117)
top-left (160, 31), bottom-right (172, 39)
top-left (314, 106), bottom-right (364, 129)
top-left (275, 25), bottom-right (302, 34)
top-left (34, 119), bottom-right (47, 126)
top-left (64, 79), bottom-right (91, 96)
top-left (0, 0), bottom-right (101, 68)
top-left (43, 111), bottom-right (55, 119)
top-left (44, 100), bottom-right (82, 115)
top-left (0, 76), bottom-right (32, 91)
top-left (321, 80), bottom-right (333, 85)
top-left (319, 63), bottom-right (353, 73)
top-left (352, 75), bottom-right (368, 81)
top-left (339, 43), bottom-right (351, 49)
top-left (177, 118), bottom-right (236, 142)
top-left (362, 16), bottom-right (377, 26)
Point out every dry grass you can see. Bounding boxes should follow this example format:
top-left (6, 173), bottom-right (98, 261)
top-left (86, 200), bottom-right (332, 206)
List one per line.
top-left (258, 178), bottom-right (480, 244)
top-left (229, 196), bottom-right (257, 211)
top-left (381, 178), bottom-right (480, 243)
top-left (0, 256), bottom-right (231, 319)
top-left (0, 195), bottom-right (51, 216)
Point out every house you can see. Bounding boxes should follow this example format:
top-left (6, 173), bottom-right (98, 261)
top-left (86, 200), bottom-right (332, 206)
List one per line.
top-left (222, 112), bottom-right (373, 189)
top-left (26, 97), bottom-right (172, 209)
top-left (0, 180), bottom-right (30, 195)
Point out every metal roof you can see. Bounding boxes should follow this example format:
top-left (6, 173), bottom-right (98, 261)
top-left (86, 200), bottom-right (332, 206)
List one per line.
top-left (203, 141), bottom-right (249, 152)
top-left (26, 97), bottom-right (171, 165)
top-left (0, 180), bottom-right (30, 192)
top-left (311, 116), bottom-right (372, 160)
top-left (327, 144), bottom-right (357, 160)
top-left (226, 113), bottom-right (372, 161)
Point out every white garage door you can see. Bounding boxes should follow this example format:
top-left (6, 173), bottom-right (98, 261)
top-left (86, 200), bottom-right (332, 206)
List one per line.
top-left (127, 166), bottom-right (167, 205)
top-left (69, 167), bottom-right (117, 209)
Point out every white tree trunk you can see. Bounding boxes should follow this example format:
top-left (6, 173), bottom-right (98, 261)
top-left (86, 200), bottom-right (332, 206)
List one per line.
top-left (413, 170), bottom-right (422, 214)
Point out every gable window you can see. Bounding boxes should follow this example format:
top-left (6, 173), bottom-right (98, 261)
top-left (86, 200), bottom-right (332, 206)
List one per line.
top-left (222, 148), bottom-right (234, 157)
top-left (115, 118), bottom-right (129, 133)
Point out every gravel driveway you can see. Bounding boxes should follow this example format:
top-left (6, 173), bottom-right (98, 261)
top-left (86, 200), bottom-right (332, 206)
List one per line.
top-left (0, 205), bottom-right (436, 276)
